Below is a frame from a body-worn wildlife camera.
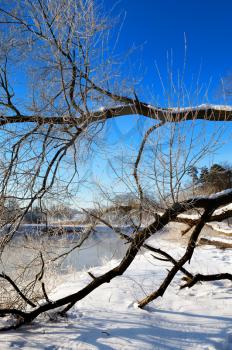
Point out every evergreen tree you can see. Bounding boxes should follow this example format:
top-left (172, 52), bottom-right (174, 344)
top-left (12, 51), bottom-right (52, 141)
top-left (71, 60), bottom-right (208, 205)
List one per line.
top-left (187, 166), bottom-right (199, 185)
top-left (199, 166), bottom-right (209, 184)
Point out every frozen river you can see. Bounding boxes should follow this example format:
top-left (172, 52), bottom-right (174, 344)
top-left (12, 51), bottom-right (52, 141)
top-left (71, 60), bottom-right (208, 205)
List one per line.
top-left (0, 225), bottom-right (130, 274)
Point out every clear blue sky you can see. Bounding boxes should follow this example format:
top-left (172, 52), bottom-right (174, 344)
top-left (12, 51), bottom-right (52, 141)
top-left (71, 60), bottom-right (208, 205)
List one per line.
top-left (103, 0), bottom-right (232, 103)
top-left (8, 0), bottom-right (232, 207)
top-left (76, 0), bottom-right (232, 207)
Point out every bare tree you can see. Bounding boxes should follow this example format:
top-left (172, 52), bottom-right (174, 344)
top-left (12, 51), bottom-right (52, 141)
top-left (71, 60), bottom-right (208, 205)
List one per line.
top-left (0, 0), bottom-right (231, 330)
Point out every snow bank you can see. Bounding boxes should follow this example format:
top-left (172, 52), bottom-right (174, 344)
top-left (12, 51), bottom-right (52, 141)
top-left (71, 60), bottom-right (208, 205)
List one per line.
top-left (0, 235), bottom-right (232, 349)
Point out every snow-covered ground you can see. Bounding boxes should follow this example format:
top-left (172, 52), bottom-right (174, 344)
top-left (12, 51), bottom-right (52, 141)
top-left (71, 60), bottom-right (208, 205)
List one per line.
top-left (0, 226), bottom-right (232, 349)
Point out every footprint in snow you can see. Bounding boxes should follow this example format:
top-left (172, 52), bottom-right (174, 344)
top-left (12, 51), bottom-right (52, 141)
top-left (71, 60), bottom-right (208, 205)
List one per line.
top-left (10, 341), bottom-right (27, 348)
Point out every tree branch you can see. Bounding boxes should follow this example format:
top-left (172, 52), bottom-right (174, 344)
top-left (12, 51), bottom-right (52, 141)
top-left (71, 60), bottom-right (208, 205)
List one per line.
top-left (180, 273), bottom-right (232, 289)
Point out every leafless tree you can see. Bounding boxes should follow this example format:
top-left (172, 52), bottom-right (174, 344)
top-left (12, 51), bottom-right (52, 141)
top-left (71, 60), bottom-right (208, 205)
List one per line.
top-left (0, 0), bottom-right (231, 330)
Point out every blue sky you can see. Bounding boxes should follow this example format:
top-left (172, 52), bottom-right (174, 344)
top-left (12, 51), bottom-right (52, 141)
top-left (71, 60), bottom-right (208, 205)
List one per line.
top-left (75, 0), bottom-right (232, 207)
top-left (103, 0), bottom-right (232, 102)
top-left (4, 0), bottom-right (232, 207)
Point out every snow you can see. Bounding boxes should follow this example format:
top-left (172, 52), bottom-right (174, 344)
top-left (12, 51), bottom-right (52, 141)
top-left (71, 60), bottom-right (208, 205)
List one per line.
top-left (96, 103), bottom-right (232, 115)
top-left (0, 227), bottom-right (232, 349)
top-left (146, 104), bottom-right (232, 112)
top-left (214, 202), bottom-right (232, 215)
top-left (171, 104), bottom-right (232, 112)
top-left (176, 189), bottom-right (232, 219)
top-left (207, 221), bottom-right (232, 234)
top-left (176, 189), bottom-right (232, 234)
top-left (188, 188), bottom-right (232, 201)
top-left (209, 188), bottom-right (232, 199)
top-left (178, 213), bottom-right (199, 220)
top-left (200, 234), bottom-right (232, 244)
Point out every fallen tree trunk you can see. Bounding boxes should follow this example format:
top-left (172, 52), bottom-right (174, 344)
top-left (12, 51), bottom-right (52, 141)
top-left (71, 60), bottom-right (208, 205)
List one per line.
top-left (1, 189), bottom-right (232, 330)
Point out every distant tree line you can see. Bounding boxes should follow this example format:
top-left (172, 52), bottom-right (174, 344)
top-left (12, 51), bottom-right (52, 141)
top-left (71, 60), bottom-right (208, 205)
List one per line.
top-left (188, 163), bottom-right (232, 194)
top-left (24, 205), bottom-right (81, 224)
top-left (0, 200), bottom-right (80, 225)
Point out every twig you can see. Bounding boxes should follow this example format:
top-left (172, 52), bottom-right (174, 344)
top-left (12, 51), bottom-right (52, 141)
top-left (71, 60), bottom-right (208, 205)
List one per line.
top-left (0, 273), bottom-right (36, 308)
